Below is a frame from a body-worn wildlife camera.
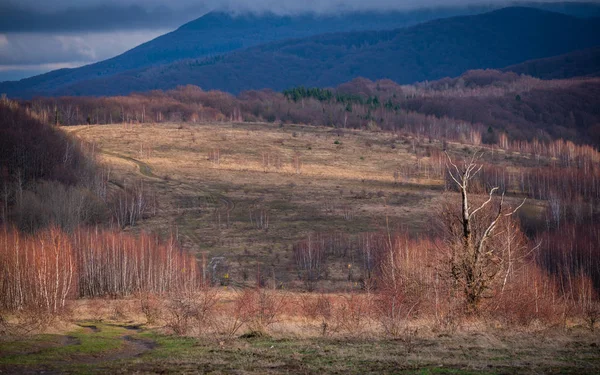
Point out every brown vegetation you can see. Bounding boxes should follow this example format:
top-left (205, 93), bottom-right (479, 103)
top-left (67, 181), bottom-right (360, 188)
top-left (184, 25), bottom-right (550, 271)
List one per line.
top-left (0, 226), bottom-right (199, 317)
top-left (1, 93), bottom-right (599, 342)
top-left (21, 72), bottom-right (600, 148)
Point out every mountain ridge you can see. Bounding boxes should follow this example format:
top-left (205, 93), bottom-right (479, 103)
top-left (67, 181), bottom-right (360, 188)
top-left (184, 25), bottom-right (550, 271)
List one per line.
top-left (0, 8), bottom-right (495, 97)
top-left (503, 47), bottom-right (600, 78)
top-left (51, 8), bottom-right (600, 96)
top-left (3, 6), bottom-right (600, 98)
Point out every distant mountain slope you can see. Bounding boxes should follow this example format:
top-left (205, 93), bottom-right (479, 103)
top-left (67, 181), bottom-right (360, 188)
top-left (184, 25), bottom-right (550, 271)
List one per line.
top-left (503, 47), bottom-right (600, 79)
top-left (522, 1), bottom-right (600, 17)
top-left (3, 2), bottom-right (600, 98)
top-left (38, 7), bottom-right (600, 97)
top-left (0, 8), bottom-right (495, 98)
top-left (512, 1), bottom-right (600, 18)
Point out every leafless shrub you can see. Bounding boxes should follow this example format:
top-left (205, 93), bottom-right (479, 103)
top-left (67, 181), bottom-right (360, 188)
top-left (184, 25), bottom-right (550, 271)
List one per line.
top-left (261, 151), bottom-right (283, 171)
top-left (340, 204), bottom-right (353, 221)
top-left (165, 297), bottom-right (195, 335)
top-left (0, 308), bottom-right (57, 337)
top-left (139, 293), bottom-right (163, 325)
top-left (374, 289), bottom-right (419, 338)
top-left (584, 302), bottom-right (600, 332)
top-left (85, 298), bottom-right (106, 322)
top-left (109, 180), bottom-right (156, 228)
top-left (165, 288), bottom-right (219, 336)
top-left (110, 303), bottom-right (129, 321)
top-left (215, 302), bottom-right (246, 338)
top-left (298, 293), bottom-right (333, 336)
top-left (139, 143), bottom-right (153, 158)
top-left (236, 288), bottom-right (287, 333)
top-left (330, 293), bottom-right (373, 336)
top-left (292, 153), bottom-right (302, 174)
top-left (400, 327), bottom-right (419, 354)
top-left (208, 148), bottom-right (221, 167)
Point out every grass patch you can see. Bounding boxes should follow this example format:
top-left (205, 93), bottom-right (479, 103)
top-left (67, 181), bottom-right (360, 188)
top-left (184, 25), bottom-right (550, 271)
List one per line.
top-left (0, 323), bottom-right (125, 366)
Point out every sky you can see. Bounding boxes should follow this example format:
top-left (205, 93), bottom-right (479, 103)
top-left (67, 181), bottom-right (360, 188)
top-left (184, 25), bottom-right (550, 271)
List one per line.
top-left (0, 0), bottom-right (596, 82)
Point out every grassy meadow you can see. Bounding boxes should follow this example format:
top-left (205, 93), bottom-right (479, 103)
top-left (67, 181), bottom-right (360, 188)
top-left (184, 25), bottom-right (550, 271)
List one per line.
top-left (66, 121), bottom-right (533, 289)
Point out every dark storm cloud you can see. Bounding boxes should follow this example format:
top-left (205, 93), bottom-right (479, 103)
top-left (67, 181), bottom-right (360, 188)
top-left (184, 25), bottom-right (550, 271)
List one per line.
top-left (0, 31), bottom-right (167, 65)
top-left (0, 30), bottom-right (168, 81)
top-left (0, 3), bottom-right (207, 33)
top-left (3, 1), bottom-right (598, 33)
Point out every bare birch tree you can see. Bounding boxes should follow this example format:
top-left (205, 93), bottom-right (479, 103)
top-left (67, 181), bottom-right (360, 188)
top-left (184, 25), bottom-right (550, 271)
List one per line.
top-left (444, 151), bottom-right (526, 312)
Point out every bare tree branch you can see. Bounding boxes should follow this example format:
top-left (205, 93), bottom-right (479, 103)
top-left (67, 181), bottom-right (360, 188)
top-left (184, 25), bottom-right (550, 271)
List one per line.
top-left (469, 187), bottom-right (499, 220)
top-left (504, 198), bottom-right (527, 217)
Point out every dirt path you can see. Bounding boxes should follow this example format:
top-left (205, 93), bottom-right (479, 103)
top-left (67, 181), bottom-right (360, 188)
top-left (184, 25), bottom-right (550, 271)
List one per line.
top-left (74, 324), bottom-right (156, 364)
top-left (101, 150), bottom-right (160, 179)
top-left (101, 335), bottom-right (155, 363)
top-left (100, 148), bottom-right (235, 213)
top-left (69, 125), bottom-right (236, 251)
top-left (98, 149), bottom-right (237, 250)
top-left (0, 324), bottom-right (157, 374)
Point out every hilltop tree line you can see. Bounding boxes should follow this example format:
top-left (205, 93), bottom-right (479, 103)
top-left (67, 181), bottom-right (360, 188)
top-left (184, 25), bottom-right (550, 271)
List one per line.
top-left (20, 71), bottom-right (600, 149)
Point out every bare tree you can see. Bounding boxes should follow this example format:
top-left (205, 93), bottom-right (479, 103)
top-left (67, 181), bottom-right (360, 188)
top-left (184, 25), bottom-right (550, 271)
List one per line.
top-left (293, 234), bottom-right (326, 290)
top-left (292, 153), bottom-right (302, 174)
top-left (444, 151), bottom-right (525, 312)
top-left (208, 149), bottom-right (220, 167)
top-left (249, 206), bottom-right (269, 231)
top-left (547, 192), bottom-right (562, 228)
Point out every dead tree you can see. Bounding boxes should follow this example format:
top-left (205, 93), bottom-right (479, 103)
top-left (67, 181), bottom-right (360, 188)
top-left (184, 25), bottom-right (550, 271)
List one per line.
top-left (444, 151), bottom-right (525, 312)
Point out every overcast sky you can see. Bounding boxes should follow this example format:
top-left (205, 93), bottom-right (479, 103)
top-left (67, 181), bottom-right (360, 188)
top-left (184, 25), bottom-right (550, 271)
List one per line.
top-left (0, 0), bottom-right (597, 82)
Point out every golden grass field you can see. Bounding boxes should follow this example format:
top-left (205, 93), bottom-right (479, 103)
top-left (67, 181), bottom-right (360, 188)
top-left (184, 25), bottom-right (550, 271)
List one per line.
top-left (67, 121), bottom-right (541, 289)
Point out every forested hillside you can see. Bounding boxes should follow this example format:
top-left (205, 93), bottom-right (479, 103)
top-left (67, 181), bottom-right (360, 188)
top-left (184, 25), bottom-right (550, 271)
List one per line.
top-left (3, 7), bottom-right (600, 98)
top-left (503, 47), bottom-right (600, 79)
top-left (23, 71), bottom-right (600, 147)
top-left (0, 99), bottom-right (154, 232)
top-left (0, 8), bottom-right (493, 98)
top-left (21, 8), bottom-right (600, 97)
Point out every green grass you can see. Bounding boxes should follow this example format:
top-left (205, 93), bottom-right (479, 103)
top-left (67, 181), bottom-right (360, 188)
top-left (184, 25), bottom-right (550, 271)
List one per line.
top-left (0, 323), bottom-right (125, 366)
top-left (136, 331), bottom-right (202, 359)
top-left (2, 324), bottom-right (600, 374)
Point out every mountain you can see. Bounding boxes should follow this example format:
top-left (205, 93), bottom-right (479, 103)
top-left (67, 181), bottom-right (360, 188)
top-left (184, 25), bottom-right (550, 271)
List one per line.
top-left (503, 47), bottom-right (600, 79)
top-left (0, 7), bottom-right (497, 98)
top-left (522, 1), bottom-right (600, 17)
top-left (3, 2), bottom-right (600, 98)
top-left (25, 7), bottom-right (600, 97)
top-left (3, 6), bottom-right (600, 98)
